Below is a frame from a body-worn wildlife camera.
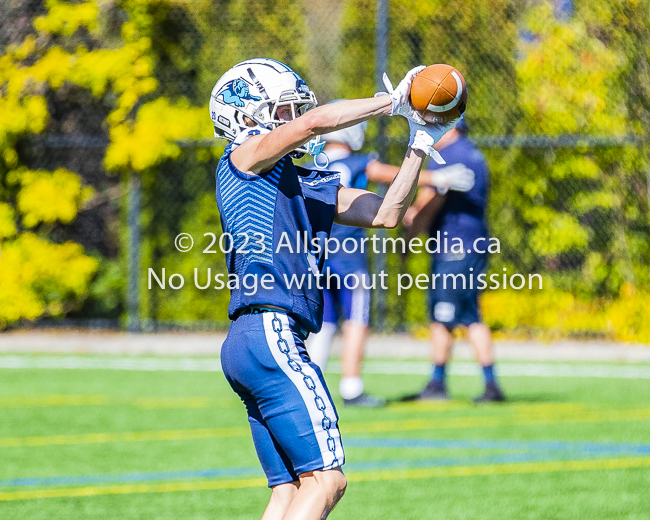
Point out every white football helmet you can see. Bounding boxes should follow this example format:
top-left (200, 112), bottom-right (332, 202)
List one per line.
top-left (209, 58), bottom-right (324, 157)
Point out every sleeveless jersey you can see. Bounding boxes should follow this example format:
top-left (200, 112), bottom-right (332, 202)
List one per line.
top-left (215, 142), bottom-right (341, 332)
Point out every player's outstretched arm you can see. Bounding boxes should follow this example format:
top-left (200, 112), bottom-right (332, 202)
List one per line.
top-left (366, 161), bottom-right (446, 188)
top-left (335, 147), bottom-right (426, 229)
top-left (231, 66), bottom-right (426, 175)
top-left (232, 96), bottom-right (392, 174)
top-left (335, 116), bottom-right (460, 229)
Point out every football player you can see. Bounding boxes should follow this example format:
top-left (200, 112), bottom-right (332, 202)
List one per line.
top-left (210, 58), bottom-right (458, 520)
top-left (404, 120), bottom-right (505, 403)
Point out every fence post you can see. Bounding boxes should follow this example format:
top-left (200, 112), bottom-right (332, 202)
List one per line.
top-left (374, 0), bottom-right (389, 330)
top-left (126, 172), bottom-right (141, 332)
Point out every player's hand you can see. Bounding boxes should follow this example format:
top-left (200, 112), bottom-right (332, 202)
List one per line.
top-left (408, 119), bottom-right (445, 164)
top-left (379, 66), bottom-right (426, 124)
top-left (422, 117), bottom-right (461, 144)
top-left (430, 164), bottom-right (475, 192)
top-left (407, 117), bottom-right (461, 164)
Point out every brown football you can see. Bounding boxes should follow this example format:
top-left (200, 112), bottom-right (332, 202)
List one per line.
top-left (410, 64), bottom-right (468, 123)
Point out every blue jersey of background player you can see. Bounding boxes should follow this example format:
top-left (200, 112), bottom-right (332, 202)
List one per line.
top-left (429, 130), bottom-right (489, 261)
top-left (209, 58), bottom-right (460, 520)
top-left (405, 119), bottom-right (505, 403)
top-left (326, 151), bottom-right (371, 276)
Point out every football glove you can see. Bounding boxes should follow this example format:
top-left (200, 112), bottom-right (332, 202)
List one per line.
top-left (430, 164), bottom-right (475, 193)
top-left (408, 118), bottom-right (460, 164)
top-left (376, 66), bottom-right (426, 124)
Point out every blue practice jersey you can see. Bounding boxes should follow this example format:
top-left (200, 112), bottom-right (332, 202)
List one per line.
top-left (216, 142), bottom-right (340, 333)
top-left (427, 135), bottom-right (489, 256)
top-left (311, 151), bottom-right (370, 275)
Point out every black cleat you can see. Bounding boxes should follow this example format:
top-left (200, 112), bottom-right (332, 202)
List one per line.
top-left (416, 380), bottom-right (450, 400)
top-left (343, 393), bottom-right (387, 407)
top-left (474, 382), bottom-right (506, 403)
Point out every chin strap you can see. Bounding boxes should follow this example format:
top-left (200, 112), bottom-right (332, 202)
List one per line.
top-left (306, 137), bottom-right (329, 168)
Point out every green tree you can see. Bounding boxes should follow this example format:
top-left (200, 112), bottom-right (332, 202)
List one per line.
top-left (0, 0), bottom-right (210, 327)
top-left (492, 1), bottom-right (650, 298)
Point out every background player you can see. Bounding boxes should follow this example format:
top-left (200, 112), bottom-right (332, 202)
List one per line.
top-left (306, 122), bottom-right (386, 407)
top-left (211, 58), bottom-right (459, 520)
top-left (404, 119), bottom-right (505, 402)
top-left (308, 120), bottom-right (474, 407)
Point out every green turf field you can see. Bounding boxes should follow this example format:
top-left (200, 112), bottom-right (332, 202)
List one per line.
top-left (0, 356), bottom-right (649, 519)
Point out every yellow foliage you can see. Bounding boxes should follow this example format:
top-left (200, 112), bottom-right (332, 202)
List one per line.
top-left (34, 0), bottom-right (99, 36)
top-left (0, 1), bottom-right (112, 327)
top-left (0, 0), bottom-right (218, 328)
top-left (518, 3), bottom-right (626, 135)
top-left (0, 95), bottom-right (49, 148)
top-left (16, 169), bottom-right (94, 228)
top-left (1, 0), bottom-right (205, 174)
top-left (0, 204), bottom-right (17, 239)
top-left (0, 233), bottom-right (98, 328)
top-left (483, 289), bottom-right (577, 331)
top-left (529, 213), bottom-right (589, 256)
top-left (0, 5), bottom-right (158, 151)
top-left (483, 288), bottom-right (650, 343)
top-left (106, 98), bottom-right (211, 171)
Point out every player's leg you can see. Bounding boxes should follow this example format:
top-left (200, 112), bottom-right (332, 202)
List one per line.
top-left (306, 282), bottom-right (338, 370)
top-left (340, 319), bottom-right (366, 381)
top-left (339, 320), bottom-right (375, 404)
top-left (244, 406), bottom-right (303, 520)
top-left (339, 272), bottom-right (384, 406)
top-left (467, 322), bottom-right (504, 401)
top-left (417, 321), bottom-right (453, 399)
top-left (431, 321), bottom-right (454, 365)
top-left (258, 311), bottom-right (347, 518)
top-left (222, 312), bottom-right (345, 519)
top-left (462, 254), bottom-right (505, 402)
top-left (261, 482), bottom-right (299, 520)
top-left (282, 468), bottom-right (347, 520)
top-left (418, 258), bottom-right (459, 399)
top-left (467, 321), bottom-right (494, 366)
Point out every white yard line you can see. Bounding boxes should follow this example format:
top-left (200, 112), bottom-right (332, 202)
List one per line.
top-left (1, 355), bottom-right (649, 379)
top-left (2, 331), bottom-right (650, 362)
top-left (355, 361), bottom-right (650, 379)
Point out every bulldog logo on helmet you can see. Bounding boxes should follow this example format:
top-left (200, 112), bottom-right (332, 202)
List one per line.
top-left (216, 78), bottom-right (262, 107)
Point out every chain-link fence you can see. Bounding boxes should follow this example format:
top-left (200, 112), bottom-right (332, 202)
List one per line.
top-left (2, 0), bottom-right (649, 338)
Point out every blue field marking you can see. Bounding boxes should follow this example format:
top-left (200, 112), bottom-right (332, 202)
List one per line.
top-left (2, 437), bottom-right (649, 489)
top-left (345, 451), bottom-right (626, 472)
top-left (343, 437), bottom-right (650, 455)
top-left (0, 455), bottom-right (571, 488)
top-left (0, 467), bottom-right (263, 488)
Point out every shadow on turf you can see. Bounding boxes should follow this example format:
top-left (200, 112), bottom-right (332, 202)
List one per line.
top-left (389, 392), bottom-right (561, 404)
